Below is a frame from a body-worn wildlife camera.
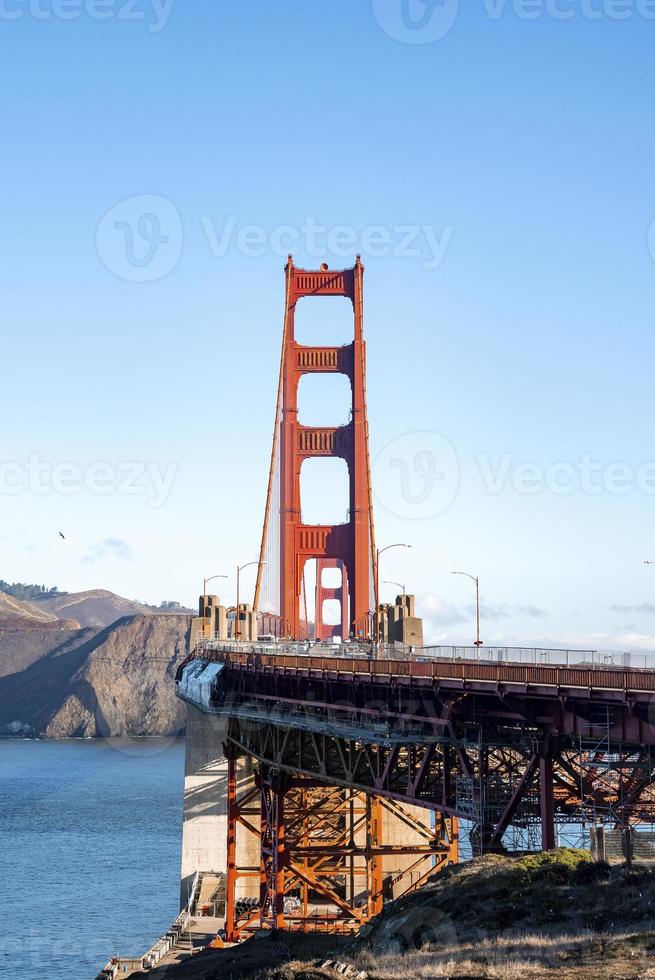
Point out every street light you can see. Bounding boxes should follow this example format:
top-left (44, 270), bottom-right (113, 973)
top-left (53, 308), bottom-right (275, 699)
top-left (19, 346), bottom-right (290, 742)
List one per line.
top-left (452, 570), bottom-right (482, 648)
top-left (202, 574), bottom-right (228, 636)
top-left (375, 544), bottom-right (411, 649)
top-left (383, 579), bottom-right (406, 597)
top-left (235, 561), bottom-right (265, 642)
top-left (645, 561), bottom-right (655, 565)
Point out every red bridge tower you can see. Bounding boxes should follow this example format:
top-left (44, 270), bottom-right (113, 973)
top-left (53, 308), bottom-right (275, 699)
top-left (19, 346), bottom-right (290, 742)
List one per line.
top-left (255, 257), bottom-right (377, 640)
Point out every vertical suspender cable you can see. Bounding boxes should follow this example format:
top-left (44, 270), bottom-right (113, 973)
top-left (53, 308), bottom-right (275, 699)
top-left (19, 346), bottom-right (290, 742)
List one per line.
top-left (357, 259), bottom-right (378, 624)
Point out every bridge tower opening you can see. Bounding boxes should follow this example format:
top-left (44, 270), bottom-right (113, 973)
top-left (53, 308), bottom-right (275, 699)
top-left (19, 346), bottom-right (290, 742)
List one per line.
top-left (254, 257), bottom-right (377, 640)
top-left (314, 558), bottom-right (348, 642)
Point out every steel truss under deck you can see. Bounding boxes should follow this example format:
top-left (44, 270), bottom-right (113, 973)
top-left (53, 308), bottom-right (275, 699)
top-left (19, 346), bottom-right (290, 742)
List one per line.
top-left (223, 744), bottom-right (458, 941)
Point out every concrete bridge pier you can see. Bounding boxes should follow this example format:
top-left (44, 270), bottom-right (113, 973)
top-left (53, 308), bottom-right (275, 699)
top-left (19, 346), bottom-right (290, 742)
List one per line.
top-left (180, 706), bottom-right (259, 910)
top-left (180, 705), bottom-right (228, 908)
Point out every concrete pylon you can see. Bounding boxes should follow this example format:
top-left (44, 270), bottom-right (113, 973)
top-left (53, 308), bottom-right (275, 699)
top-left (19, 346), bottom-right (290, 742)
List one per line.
top-left (190, 594), bottom-right (229, 650)
top-left (180, 705), bottom-right (229, 908)
top-left (379, 594), bottom-right (423, 647)
top-left (180, 706), bottom-right (259, 910)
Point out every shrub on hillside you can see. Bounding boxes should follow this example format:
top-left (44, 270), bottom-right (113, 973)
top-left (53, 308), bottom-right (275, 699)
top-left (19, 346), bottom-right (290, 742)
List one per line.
top-left (0, 580), bottom-right (62, 601)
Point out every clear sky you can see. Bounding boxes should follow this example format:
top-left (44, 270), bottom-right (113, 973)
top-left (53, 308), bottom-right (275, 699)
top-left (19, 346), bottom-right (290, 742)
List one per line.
top-left (2, 0), bottom-right (655, 650)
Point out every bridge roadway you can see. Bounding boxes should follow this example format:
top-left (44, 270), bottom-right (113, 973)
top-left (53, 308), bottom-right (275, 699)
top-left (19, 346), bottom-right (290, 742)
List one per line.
top-left (178, 642), bottom-right (655, 853)
top-left (197, 641), bottom-right (655, 697)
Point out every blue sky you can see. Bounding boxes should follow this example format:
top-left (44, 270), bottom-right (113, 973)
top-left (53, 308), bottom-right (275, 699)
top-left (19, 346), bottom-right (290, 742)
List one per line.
top-left (2, 0), bottom-right (655, 649)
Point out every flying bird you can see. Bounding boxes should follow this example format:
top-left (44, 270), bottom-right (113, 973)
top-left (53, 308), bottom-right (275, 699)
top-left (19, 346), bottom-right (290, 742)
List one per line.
top-left (58, 531), bottom-right (65, 540)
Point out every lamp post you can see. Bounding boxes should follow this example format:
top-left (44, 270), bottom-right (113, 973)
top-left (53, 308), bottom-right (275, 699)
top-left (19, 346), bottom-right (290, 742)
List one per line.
top-left (451, 570), bottom-right (482, 648)
top-left (202, 574), bottom-right (228, 636)
top-left (375, 544), bottom-right (411, 651)
top-left (236, 561), bottom-right (265, 642)
top-left (383, 579), bottom-right (406, 598)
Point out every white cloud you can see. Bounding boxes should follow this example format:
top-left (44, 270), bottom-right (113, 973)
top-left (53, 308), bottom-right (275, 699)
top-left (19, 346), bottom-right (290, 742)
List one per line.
top-left (420, 593), bottom-right (469, 625)
top-left (477, 629), bottom-right (655, 655)
top-left (81, 538), bottom-right (134, 565)
top-left (516, 605), bottom-right (550, 619)
top-left (417, 593), bottom-right (550, 644)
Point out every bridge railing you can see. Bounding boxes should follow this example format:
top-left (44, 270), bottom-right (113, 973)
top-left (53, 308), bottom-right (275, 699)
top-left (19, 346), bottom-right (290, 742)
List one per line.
top-left (415, 645), bottom-right (655, 670)
top-left (197, 636), bottom-right (375, 658)
top-left (195, 636), bottom-right (655, 671)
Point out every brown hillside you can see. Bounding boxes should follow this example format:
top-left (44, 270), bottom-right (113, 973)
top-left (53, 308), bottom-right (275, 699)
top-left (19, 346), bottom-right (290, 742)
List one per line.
top-left (31, 589), bottom-right (161, 628)
top-left (0, 592), bottom-right (80, 630)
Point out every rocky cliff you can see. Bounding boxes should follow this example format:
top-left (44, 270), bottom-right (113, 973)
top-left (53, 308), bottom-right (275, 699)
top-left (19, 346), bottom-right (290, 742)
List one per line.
top-left (0, 614), bottom-right (191, 737)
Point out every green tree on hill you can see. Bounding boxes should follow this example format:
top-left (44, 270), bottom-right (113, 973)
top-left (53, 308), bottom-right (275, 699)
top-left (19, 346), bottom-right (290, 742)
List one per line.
top-left (0, 580), bottom-right (63, 601)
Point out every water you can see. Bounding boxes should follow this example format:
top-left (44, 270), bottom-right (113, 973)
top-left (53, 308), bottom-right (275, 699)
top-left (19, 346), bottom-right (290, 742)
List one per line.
top-left (0, 738), bottom-right (185, 980)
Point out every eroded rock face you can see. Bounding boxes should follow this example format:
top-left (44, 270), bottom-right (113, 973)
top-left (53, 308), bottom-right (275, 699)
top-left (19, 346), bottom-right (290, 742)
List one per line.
top-left (44, 694), bottom-right (97, 738)
top-left (0, 614), bottom-right (191, 737)
top-left (83, 615), bottom-right (190, 736)
top-left (0, 627), bottom-right (86, 679)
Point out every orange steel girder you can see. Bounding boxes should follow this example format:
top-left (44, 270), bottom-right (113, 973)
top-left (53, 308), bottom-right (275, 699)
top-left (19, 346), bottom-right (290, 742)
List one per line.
top-left (279, 257), bottom-right (375, 640)
top-left (224, 761), bottom-right (458, 941)
top-left (225, 751), bottom-right (261, 941)
top-left (259, 769), bottom-right (288, 931)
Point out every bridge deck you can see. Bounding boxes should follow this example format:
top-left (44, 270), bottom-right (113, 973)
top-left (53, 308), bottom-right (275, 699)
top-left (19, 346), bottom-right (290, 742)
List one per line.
top-left (199, 647), bottom-right (655, 701)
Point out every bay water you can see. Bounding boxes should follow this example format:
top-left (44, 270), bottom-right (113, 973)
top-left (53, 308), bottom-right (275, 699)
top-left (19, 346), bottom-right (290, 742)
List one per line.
top-left (0, 738), bottom-right (185, 980)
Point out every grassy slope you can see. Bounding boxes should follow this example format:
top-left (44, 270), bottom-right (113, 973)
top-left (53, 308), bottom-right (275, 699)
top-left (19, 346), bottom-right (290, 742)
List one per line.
top-left (136, 850), bottom-right (655, 979)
